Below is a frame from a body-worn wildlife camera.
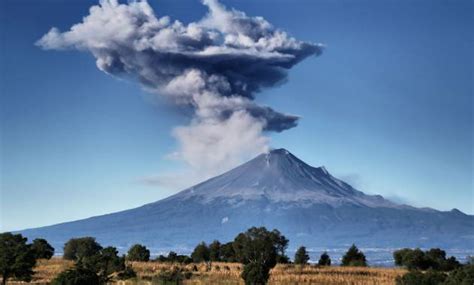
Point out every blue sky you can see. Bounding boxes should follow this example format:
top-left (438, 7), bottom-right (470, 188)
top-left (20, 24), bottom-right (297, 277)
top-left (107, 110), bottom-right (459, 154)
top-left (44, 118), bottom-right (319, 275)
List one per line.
top-left (1, 0), bottom-right (472, 232)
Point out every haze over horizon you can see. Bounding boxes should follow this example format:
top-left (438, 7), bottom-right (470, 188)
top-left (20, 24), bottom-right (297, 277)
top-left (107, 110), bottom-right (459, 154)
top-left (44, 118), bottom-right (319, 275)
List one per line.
top-left (1, 0), bottom-right (472, 232)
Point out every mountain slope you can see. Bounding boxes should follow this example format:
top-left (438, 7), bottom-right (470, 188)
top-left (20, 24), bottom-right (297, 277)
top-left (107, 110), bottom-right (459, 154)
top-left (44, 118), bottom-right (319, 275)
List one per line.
top-left (168, 148), bottom-right (401, 208)
top-left (18, 149), bottom-right (474, 257)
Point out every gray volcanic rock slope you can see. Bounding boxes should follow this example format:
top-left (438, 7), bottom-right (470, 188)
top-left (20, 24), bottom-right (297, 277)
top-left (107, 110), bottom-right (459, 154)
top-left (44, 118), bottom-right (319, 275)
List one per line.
top-left (19, 149), bottom-right (474, 253)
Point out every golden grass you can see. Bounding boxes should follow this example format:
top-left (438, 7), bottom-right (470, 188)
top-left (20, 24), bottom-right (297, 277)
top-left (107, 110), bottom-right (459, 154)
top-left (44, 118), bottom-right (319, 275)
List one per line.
top-left (3, 258), bottom-right (406, 285)
top-left (129, 261), bottom-right (242, 285)
top-left (269, 264), bottom-right (406, 285)
top-left (4, 257), bottom-right (74, 284)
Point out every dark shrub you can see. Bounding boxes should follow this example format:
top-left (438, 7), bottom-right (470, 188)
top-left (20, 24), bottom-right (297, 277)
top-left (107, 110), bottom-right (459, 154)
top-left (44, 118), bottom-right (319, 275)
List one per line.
top-left (117, 266), bottom-right (137, 280)
top-left (63, 237), bottom-right (102, 261)
top-left (127, 244), bottom-right (150, 262)
top-left (318, 251), bottom-right (331, 266)
top-left (396, 270), bottom-right (446, 285)
top-left (294, 246), bottom-right (310, 265)
top-left (220, 242), bottom-right (236, 262)
top-left (51, 268), bottom-right (100, 285)
top-left (241, 263), bottom-right (270, 285)
top-left (443, 264), bottom-right (474, 285)
top-left (191, 242), bottom-right (210, 263)
top-left (209, 240), bottom-right (222, 261)
top-left (393, 248), bottom-right (460, 271)
top-left (341, 244), bottom-right (367, 267)
top-left (31, 238), bottom-right (54, 260)
top-left (0, 233), bottom-right (37, 285)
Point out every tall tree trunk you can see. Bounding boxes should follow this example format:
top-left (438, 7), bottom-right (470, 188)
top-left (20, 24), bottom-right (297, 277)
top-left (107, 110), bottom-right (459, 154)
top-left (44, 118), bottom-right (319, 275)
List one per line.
top-left (1, 272), bottom-right (8, 285)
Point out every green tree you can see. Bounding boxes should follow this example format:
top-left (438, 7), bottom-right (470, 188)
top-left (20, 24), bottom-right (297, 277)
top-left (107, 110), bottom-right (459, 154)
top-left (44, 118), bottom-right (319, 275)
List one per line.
top-left (318, 252), bottom-right (331, 266)
top-left (443, 264), bottom-right (474, 285)
top-left (59, 239), bottom-right (132, 284)
top-left (167, 251), bottom-right (178, 262)
top-left (394, 248), bottom-right (412, 266)
top-left (404, 249), bottom-right (428, 270)
top-left (0, 233), bottom-right (37, 285)
top-left (233, 227), bottom-right (280, 285)
top-left (127, 244), bottom-right (150, 262)
top-left (63, 237), bottom-right (102, 262)
top-left (209, 240), bottom-right (221, 261)
top-left (31, 238), bottom-right (54, 260)
top-left (341, 244), bottom-right (367, 267)
top-left (220, 242), bottom-right (236, 262)
top-left (294, 246), bottom-right (310, 265)
top-left (441, 256), bottom-right (461, 272)
top-left (191, 242), bottom-right (210, 263)
top-left (91, 247), bottom-right (126, 282)
top-left (393, 248), bottom-right (459, 271)
top-left (270, 229), bottom-right (289, 263)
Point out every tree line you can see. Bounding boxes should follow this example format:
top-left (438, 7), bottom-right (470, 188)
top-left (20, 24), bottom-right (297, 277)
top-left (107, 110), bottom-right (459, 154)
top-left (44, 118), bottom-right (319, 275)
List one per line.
top-left (1, 228), bottom-right (473, 285)
top-left (393, 248), bottom-right (474, 285)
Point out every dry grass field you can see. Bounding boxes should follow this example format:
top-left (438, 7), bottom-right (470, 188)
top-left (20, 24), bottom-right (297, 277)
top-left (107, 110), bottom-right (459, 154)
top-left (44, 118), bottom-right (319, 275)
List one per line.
top-left (4, 258), bottom-right (406, 285)
top-left (269, 264), bottom-right (406, 285)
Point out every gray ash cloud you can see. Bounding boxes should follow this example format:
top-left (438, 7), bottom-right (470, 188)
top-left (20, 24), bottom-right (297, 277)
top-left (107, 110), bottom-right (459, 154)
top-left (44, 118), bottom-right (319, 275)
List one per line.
top-left (37, 0), bottom-right (322, 176)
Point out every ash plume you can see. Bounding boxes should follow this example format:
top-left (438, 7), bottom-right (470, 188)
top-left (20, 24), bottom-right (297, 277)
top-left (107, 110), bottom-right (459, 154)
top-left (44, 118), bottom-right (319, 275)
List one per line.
top-left (37, 0), bottom-right (322, 179)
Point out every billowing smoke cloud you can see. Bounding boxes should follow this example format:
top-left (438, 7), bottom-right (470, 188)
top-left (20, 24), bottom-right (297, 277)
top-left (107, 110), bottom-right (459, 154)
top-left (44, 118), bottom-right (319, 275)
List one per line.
top-left (37, 0), bottom-right (322, 181)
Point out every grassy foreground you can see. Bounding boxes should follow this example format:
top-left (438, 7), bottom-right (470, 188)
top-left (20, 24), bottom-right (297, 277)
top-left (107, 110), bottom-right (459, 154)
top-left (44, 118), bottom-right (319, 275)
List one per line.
top-left (7, 258), bottom-right (407, 285)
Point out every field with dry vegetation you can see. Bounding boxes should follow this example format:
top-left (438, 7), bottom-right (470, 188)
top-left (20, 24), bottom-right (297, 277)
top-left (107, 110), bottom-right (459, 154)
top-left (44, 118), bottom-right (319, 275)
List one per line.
top-left (6, 258), bottom-right (406, 285)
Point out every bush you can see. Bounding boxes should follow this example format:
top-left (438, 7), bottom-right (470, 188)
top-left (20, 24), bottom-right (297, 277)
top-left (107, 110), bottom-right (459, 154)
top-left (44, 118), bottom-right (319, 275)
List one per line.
top-left (394, 248), bottom-right (412, 266)
top-left (51, 267), bottom-right (100, 285)
top-left (220, 242), bottom-right (236, 262)
top-left (209, 240), bottom-right (221, 261)
top-left (191, 242), bottom-right (210, 263)
top-left (241, 262), bottom-right (270, 285)
top-left (157, 267), bottom-right (192, 284)
top-left (393, 248), bottom-right (461, 271)
top-left (156, 255), bottom-right (167, 262)
top-left (396, 265), bottom-right (474, 285)
top-left (92, 246), bottom-right (126, 282)
top-left (341, 244), bottom-right (367, 267)
top-left (270, 229), bottom-right (290, 264)
top-left (443, 264), bottom-right (474, 285)
top-left (57, 238), bottom-right (128, 284)
top-left (396, 270), bottom-right (447, 285)
top-left (294, 246), bottom-right (310, 265)
top-left (167, 251), bottom-right (178, 262)
top-left (63, 237), bottom-right (102, 261)
top-left (127, 244), bottom-right (150, 262)
top-left (117, 266), bottom-right (137, 280)
top-left (177, 255), bottom-right (193, 264)
top-left (31, 238), bottom-right (54, 260)
top-left (318, 251), bottom-right (331, 266)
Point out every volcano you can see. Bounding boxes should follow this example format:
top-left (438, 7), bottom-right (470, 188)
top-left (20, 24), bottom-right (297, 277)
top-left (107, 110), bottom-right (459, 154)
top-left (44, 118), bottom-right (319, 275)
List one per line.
top-left (18, 149), bottom-right (474, 260)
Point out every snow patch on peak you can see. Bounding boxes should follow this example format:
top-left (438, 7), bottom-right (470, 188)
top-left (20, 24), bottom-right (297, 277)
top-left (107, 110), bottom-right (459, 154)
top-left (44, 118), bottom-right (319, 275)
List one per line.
top-left (320, 166), bottom-right (329, 175)
top-left (265, 153), bottom-right (270, 167)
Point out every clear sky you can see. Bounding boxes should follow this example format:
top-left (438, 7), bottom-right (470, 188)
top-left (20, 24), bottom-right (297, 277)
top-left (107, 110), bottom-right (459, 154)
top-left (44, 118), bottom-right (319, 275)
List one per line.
top-left (1, 0), bottom-right (472, 232)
